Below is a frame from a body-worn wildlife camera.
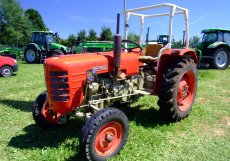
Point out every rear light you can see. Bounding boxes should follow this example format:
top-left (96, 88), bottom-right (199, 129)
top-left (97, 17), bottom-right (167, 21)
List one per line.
top-left (49, 71), bottom-right (70, 102)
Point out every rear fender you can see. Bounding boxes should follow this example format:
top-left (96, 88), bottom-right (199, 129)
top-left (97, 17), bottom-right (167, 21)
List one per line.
top-left (26, 43), bottom-right (41, 51)
top-left (153, 48), bottom-right (198, 95)
top-left (207, 41), bottom-right (228, 49)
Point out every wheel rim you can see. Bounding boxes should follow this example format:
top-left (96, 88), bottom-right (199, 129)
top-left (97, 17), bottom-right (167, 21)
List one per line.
top-left (26, 49), bottom-right (36, 62)
top-left (2, 68), bottom-right (11, 76)
top-left (42, 103), bottom-right (59, 123)
top-left (94, 121), bottom-right (123, 157)
top-left (215, 50), bottom-right (228, 67)
top-left (177, 70), bottom-right (195, 112)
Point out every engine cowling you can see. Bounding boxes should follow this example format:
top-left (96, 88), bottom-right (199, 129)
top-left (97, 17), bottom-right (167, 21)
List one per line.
top-left (44, 52), bottom-right (140, 114)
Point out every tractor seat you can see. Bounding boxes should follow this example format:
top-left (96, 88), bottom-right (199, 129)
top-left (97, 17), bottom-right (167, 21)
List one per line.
top-left (139, 44), bottom-right (164, 62)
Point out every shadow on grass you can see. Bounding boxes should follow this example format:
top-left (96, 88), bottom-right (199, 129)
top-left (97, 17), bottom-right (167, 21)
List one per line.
top-left (121, 105), bottom-right (169, 128)
top-left (0, 99), bottom-right (33, 112)
top-left (8, 119), bottom-right (85, 161)
top-left (8, 102), bottom-right (168, 160)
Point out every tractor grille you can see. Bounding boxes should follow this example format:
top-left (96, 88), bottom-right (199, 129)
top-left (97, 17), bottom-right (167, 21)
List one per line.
top-left (49, 71), bottom-right (70, 102)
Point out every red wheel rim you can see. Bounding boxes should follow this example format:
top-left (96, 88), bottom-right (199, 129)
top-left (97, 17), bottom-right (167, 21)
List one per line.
top-left (94, 121), bottom-right (123, 157)
top-left (177, 70), bottom-right (195, 112)
top-left (42, 103), bottom-right (59, 123)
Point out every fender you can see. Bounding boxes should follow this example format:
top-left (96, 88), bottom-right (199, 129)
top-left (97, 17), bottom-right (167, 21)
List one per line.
top-left (153, 48), bottom-right (198, 95)
top-left (25, 43), bottom-right (41, 51)
top-left (207, 41), bottom-right (229, 49)
top-left (195, 48), bottom-right (202, 62)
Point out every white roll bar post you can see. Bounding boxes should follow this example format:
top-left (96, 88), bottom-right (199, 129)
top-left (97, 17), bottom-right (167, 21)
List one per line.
top-left (168, 6), bottom-right (176, 49)
top-left (139, 16), bottom-right (144, 46)
top-left (184, 9), bottom-right (189, 49)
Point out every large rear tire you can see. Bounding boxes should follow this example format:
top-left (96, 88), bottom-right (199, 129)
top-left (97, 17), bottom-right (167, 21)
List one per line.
top-left (81, 108), bottom-right (129, 161)
top-left (24, 45), bottom-right (40, 63)
top-left (33, 91), bottom-right (59, 129)
top-left (158, 57), bottom-right (197, 122)
top-left (211, 48), bottom-right (229, 69)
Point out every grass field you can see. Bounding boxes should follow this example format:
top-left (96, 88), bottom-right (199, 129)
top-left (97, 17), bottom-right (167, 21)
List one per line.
top-left (0, 62), bottom-right (230, 161)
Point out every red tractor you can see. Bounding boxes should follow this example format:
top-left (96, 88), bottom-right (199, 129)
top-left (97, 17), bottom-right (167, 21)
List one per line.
top-left (32, 3), bottom-right (198, 161)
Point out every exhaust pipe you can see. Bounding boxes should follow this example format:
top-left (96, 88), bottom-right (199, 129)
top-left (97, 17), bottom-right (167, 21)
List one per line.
top-left (114, 14), bottom-right (122, 78)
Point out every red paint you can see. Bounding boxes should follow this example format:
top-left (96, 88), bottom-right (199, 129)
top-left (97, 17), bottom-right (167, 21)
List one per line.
top-left (94, 121), bottom-right (123, 157)
top-left (177, 70), bottom-right (196, 111)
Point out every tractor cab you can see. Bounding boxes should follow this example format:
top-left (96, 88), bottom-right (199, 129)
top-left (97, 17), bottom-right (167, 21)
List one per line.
top-left (157, 35), bottom-right (169, 46)
top-left (31, 31), bottom-right (59, 51)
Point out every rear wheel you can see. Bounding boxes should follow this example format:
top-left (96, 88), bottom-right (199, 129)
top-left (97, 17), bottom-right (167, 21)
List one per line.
top-left (158, 57), bottom-right (197, 121)
top-left (81, 108), bottom-right (129, 161)
top-left (33, 91), bottom-right (59, 129)
top-left (0, 66), bottom-right (13, 77)
top-left (24, 45), bottom-right (40, 63)
top-left (211, 48), bottom-right (229, 69)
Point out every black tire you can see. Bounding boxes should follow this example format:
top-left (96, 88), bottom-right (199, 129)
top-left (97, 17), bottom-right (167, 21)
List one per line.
top-left (24, 45), bottom-right (41, 63)
top-left (50, 49), bottom-right (64, 57)
top-left (81, 108), bottom-right (129, 161)
top-left (157, 57), bottom-right (197, 122)
top-left (33, 91), bottom-right (58, 129)
top-left (210, 48), bottom-right (229, 69)
top-left (0, 66), bottom-right (13, 77)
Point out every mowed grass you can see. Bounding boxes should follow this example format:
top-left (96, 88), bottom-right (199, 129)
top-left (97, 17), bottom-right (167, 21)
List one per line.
top-left (0, 61), bottom-right (230, 161)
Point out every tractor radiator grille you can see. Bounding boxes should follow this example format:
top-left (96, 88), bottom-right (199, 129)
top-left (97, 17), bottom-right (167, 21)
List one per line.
top-left (49, 71), bottom-right (70, 102)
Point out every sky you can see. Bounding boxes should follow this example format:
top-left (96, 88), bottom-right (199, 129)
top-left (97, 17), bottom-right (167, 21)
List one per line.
top-left (18, 0), bottom-right (230, 41)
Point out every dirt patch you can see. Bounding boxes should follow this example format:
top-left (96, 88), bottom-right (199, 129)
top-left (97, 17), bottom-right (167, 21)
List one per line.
top-left (222, 117), bottom-right (230, 127)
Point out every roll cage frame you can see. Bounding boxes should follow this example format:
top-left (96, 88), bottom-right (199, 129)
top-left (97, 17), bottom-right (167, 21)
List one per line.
top-left (123, 3), bottom-right (190, 49)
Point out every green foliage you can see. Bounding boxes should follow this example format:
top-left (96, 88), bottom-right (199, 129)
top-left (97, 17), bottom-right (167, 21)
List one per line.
top-left (0, 0), bottom-right (46, 47)
top-left (25, 9), bottom-right (46, 31)
top-left (88, 29), bottom-right (97, 41)
top-left (67, 34), bottom-right (76, 46)
top-left (127, 32), bottom-right (139, 43)
top-left (76, 30), bottom-right (87, 42)
top-left (100, 26), bottom-right (113, 41)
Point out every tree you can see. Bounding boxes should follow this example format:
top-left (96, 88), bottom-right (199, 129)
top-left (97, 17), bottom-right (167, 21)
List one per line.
top-left (67, 34), bottom-right (76, 46)
top-left (100, 26), bottom-right (113, 41)
top-left (76, 30), bottom-right (87, 42)
top-left (88, 29), bottom-right (97, 41)
top-left (25, 9), bottom-right (46, 31)
top-left (128, 32), bottom-right (139, 43)
top-left (0, 0), bottom-right (35, 46)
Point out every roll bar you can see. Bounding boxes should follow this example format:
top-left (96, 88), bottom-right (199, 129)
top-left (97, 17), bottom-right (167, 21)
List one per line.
top-left (123, 3), bottom-right (189, 49)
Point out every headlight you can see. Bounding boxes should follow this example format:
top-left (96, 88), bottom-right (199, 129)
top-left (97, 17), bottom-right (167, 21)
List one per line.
top-left (13, 59), bottom-right (17, 63)
top-left (86, 70), bottom-right (97, 82)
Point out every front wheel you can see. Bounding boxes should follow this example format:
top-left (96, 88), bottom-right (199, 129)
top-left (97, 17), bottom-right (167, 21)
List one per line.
top-left (33, 91), bottom-right (60, 129)
top-left (81, 108), bottom-right (129, 161)
top-left (158, 57), bottom-right (197, 122)
top-left (211, 48), bottom-right (229, 69)
top-left (0, 66), bottom-right (13, 77)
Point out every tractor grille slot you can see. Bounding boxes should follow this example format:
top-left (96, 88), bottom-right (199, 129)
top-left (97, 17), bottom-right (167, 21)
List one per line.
top-left (49, 71), bottom-right (70, 102)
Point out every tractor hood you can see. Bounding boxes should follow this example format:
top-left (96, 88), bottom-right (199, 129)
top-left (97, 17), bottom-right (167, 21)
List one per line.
top-left (49, 43), bottom-right (69, 52)
top-left (44, 52), bottom-right (140, 114)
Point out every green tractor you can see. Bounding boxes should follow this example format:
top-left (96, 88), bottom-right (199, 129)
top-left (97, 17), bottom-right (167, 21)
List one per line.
top-left (195, 29), bottom-right (230, 69)
top-left (24, 31), bottom-right (70, 63)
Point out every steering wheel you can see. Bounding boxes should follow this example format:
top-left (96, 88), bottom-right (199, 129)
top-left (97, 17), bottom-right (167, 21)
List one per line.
top-left (121, 40), bottom-right (143, 52)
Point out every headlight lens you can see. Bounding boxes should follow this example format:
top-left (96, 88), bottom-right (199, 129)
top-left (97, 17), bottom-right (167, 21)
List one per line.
top-left (13, 59), bottom-right (17, 63)
top-left (86, 70), bottom-right (97, 82)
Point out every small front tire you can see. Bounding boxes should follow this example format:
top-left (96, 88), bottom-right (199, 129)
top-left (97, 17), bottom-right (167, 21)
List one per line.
top-left (33, 91), bottom-right (59, 129)
top-left (0, 66), bottom-right (13, 77)
top-left (81, 107), bottom-right (129, 161)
